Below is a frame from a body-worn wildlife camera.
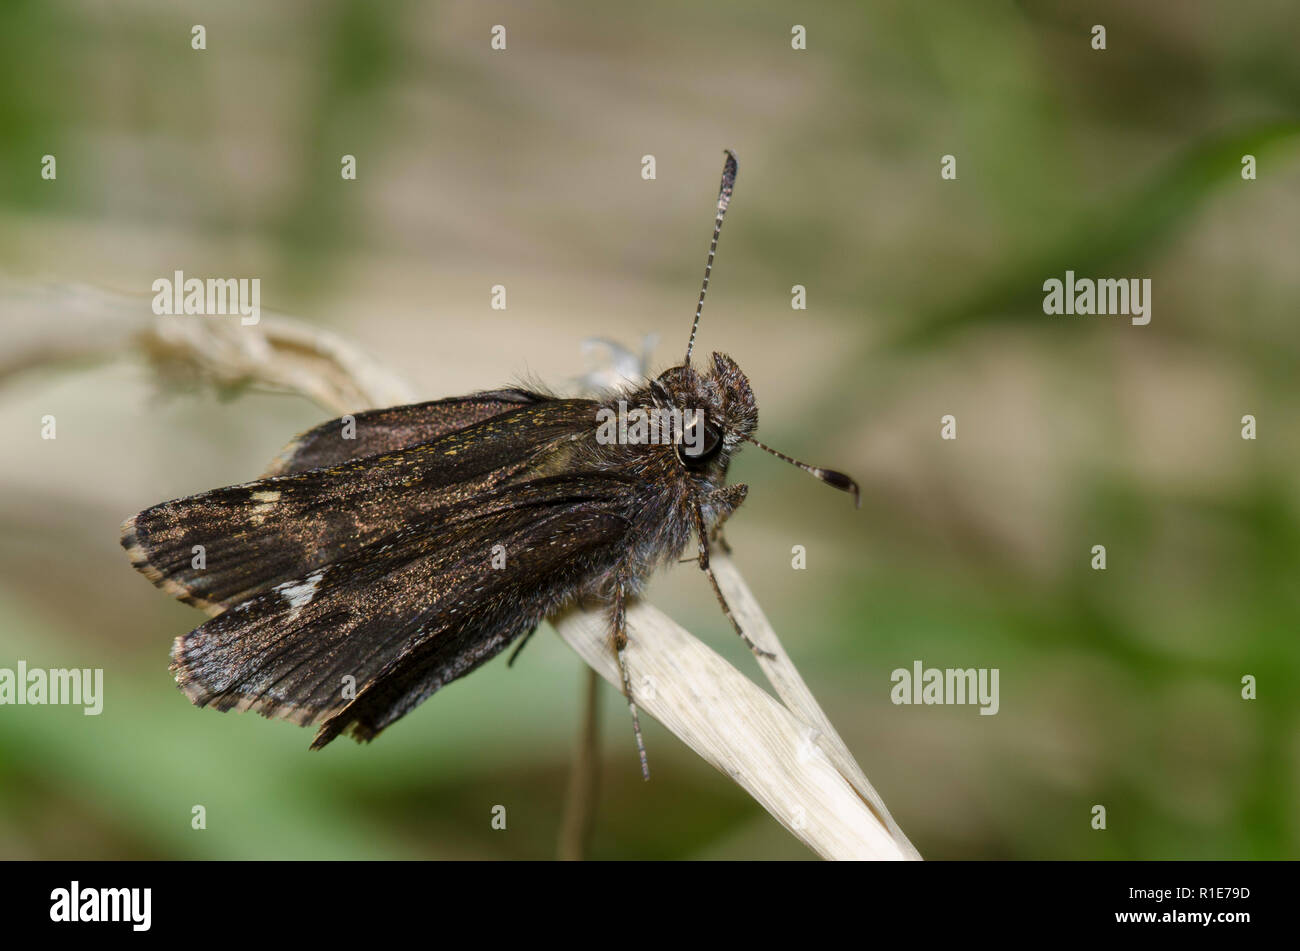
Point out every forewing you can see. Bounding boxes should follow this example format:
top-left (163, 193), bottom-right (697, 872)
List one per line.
top-left (169, 473), bottom-right (640, 746)
top-left (122, 398), bottom-right (598, 612)
top-left (263, 389), bottom-right (545, 476)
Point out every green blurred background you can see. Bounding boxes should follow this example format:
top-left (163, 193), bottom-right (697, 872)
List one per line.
top-left (1, 0), bottom-right (1297, 859)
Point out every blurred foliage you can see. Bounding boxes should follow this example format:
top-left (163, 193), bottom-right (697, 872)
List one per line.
top-left (1, 0), bottom-right (1297, 859)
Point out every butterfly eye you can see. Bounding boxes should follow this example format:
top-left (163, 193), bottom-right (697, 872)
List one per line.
top-left (677, 411), bottom-right (724, 466)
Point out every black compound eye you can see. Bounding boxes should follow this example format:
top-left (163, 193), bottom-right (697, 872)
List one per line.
top-left (677, 412), bottom-right (724, 465)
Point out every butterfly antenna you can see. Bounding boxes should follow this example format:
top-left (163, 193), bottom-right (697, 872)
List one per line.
top-left (742, 433), bottom-right (861, 508)
top-left (684, 149), bottom-right (738, 366)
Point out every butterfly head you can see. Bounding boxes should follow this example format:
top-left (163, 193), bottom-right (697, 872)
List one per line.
top-left (649, 352), bottom-right (756, 474)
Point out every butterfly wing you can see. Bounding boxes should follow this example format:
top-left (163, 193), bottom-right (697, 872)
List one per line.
top-left (122, 398), bottom-right (597, 613)
top-left (168, 473), bottom-right (641, 747)
top-left (263, 389), bottom-right (545, 476)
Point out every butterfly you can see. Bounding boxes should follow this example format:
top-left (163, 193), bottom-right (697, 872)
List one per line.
top-left (121, 151), bottom-right (858, 777)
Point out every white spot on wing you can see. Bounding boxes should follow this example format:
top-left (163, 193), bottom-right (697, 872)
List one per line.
top-left (273, 570), bottom-right (324, 618)
top-left (250, 490), bottom-right (281, 524)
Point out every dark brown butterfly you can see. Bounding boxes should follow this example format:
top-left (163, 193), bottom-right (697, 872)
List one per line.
top-left (121, 151), bottom-right (858, 777)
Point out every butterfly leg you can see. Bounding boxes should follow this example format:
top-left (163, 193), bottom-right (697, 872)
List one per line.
top-left (611, 583), bottom-right (650, 781)
top-left (679, 482), bottom-right (748, 562)
top-left (507, 624), bottom-right (539, 667)
top-left (705, 482), bottom-right (747, 553)
top-left (693, 490), bottom-right (773, 659)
